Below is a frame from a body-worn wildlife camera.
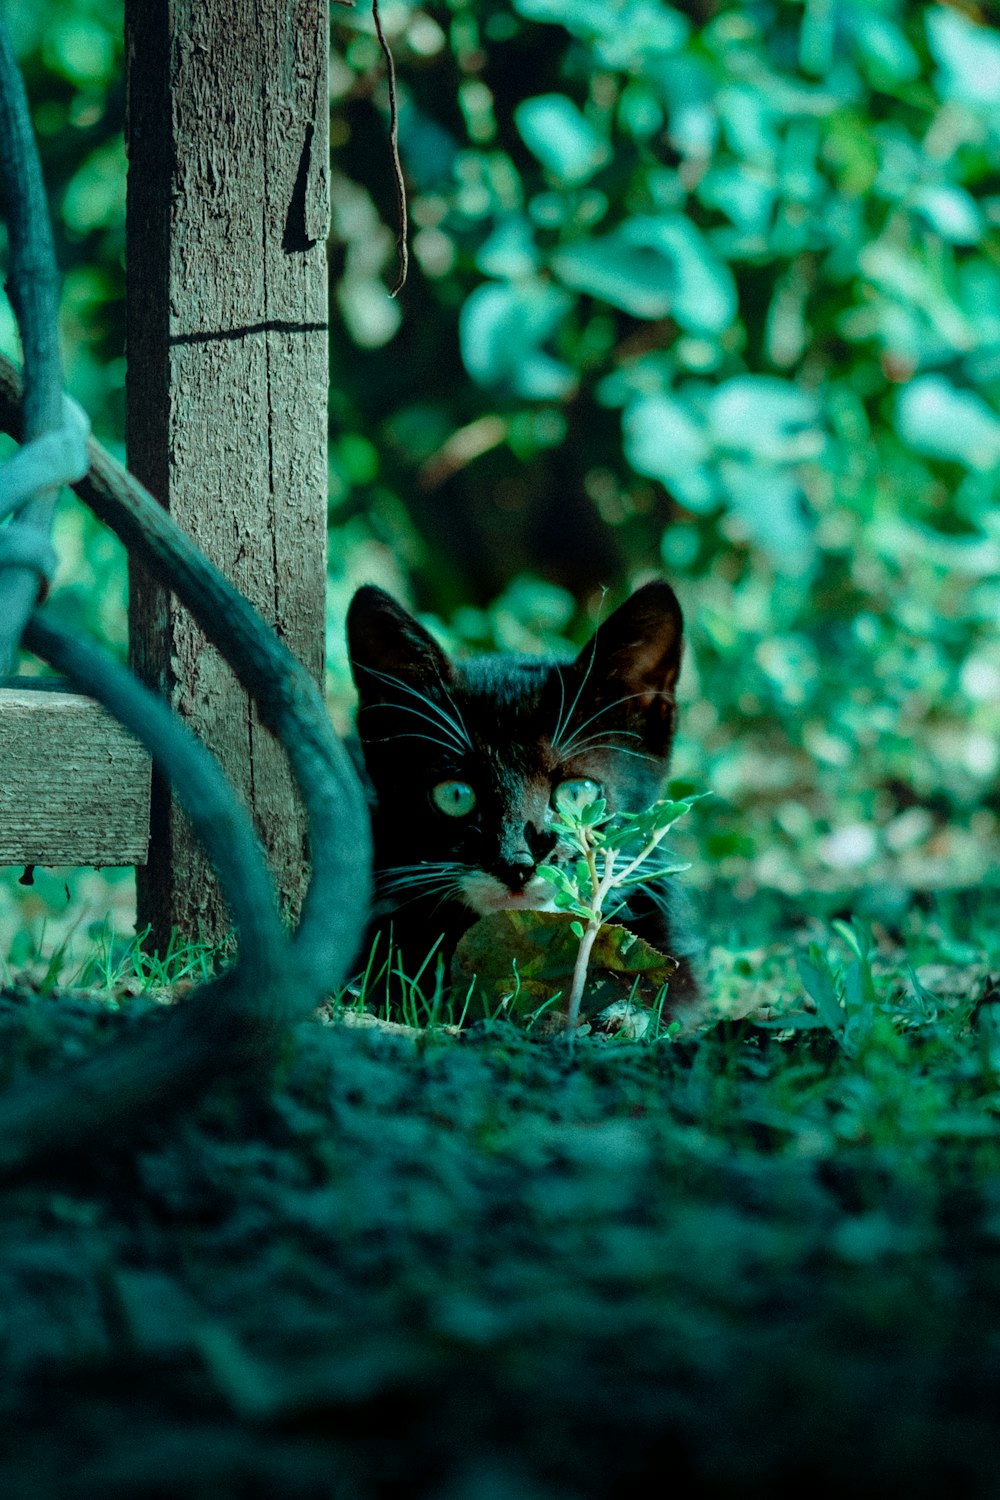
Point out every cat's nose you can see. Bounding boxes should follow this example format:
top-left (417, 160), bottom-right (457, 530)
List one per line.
top-left (525, 825), bottom-right (557, 861)
top-left (495, 854), bottom-right (535, 892)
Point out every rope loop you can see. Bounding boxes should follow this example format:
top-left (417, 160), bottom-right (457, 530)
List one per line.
top-left (0, 393), bottom-right (90, 521)
top-left (0, 526), bottom-right (58, 597)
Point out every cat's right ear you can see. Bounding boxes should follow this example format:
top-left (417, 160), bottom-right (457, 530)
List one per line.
top-left (347, 586), bottom-right (453, 698)
top-left (568, 578), bottom-right (684, 758)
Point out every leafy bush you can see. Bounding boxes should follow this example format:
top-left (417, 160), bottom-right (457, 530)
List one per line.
top-left (325, 0), bottom-right (1000, 895)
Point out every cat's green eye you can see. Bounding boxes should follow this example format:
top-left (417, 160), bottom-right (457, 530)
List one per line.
top-left (432, 780), bottom-right (477, 818)
top-left (553, 778), bottom-right (603, 816)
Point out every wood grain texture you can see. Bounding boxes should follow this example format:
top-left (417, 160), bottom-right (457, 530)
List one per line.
top-left (124, 0), bottom-right (330, 948)
top-left (0, 685), bottom-right (150, 866)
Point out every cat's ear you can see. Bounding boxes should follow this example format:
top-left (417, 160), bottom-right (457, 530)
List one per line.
top-left (571, 580), bottom-right (684, 758)
top-left (347, 585), bottom-right (453, 699)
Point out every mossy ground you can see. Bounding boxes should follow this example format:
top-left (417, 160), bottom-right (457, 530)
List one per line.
top-left (0, 888), bottom-right (997, 1498)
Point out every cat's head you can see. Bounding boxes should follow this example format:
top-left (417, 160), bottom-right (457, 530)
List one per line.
top-left (347, 580), bottom-right (684, 918)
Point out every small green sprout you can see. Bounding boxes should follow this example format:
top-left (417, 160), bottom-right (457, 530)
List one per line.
top-left (536, 789), bottom-right (704, 1035)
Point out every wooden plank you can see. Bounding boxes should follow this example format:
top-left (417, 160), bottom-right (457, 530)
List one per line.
top-left (0, 683), bottom-right (150, 866)
top-left (124, 0), bottom-right (330, 948)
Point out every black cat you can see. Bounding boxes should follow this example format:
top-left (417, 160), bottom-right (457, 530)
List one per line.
top-left (346, 579), bottom-right (703, 1011)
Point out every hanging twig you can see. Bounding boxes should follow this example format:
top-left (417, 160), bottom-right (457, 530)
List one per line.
top-left (371, 0), bottom-right (409, 297)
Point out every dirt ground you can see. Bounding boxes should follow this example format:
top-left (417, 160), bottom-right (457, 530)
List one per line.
top-left (1, 936), bottom-right (999, 1500)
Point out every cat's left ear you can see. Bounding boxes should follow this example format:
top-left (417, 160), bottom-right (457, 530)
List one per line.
top-left (347, 585), bottom-right (454, 700)
top-left (573, 579), bottom-right (684, 758)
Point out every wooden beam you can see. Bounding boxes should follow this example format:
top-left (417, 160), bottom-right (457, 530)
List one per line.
top-left (0, 682), bottom-right (150, 866)
top-left (124, 0), bottom-right (330, 948)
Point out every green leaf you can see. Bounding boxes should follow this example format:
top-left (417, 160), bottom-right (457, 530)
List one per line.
top-left (625, 216), bottom-right (736, 335)
top-left (459, 281), bottom-right (576, 398)
top-left (895, 376), bottom-right (1000, 471)
top-left (570, 920), bottom-right (584, 939)
top-left (698, 165), bottom-right (775, 237)
top-left (927, 7), bottom-right (1000, 108)
top-left (553, 214), bottom-right (736, 331)
top-left (453, 910), bottom-right (678, 1030)
top-left (618, 81), bottom-right (665, 141)
top-left (62, 141), bottom-right (126, 235)
top-left (580, 796), bottom-right (608, 826)
top-left (719, 462), bottom-right (815, 577)
top-left (44, 16), bottom-right (116, 85)
top-left (912, 185), bottom-right (982, 246)
top-left (515, 94), bottom-right (610, 184)
top-left (475, 216), bottom-right (539, 278)
top-left (512, 0), bottom-right (688, 69)
top-left (708, 377), bottom-right (823, 462)
top-left (842, 959), bottom-right (874, 1020)
top-left (551, 233), bottom-right (674, 318)
top-left (847, 12), bottom-right (920, 86)
top-left (645, 796), bottom-right (698, 828)
top-left (796, 952), bottom-right (846, 1038)
top-left (830, 919), bottom-right (868, 961)
top-left (622, 393), bottom-right (715, 511)
top-left (716, 85), bottom-right (777, 167)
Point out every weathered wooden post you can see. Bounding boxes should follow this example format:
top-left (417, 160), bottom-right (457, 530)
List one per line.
top-left (124, 0), bottom-right (330, 948)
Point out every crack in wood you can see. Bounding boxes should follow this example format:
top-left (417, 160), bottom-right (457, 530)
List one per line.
top-left (169, 319), bottom-right (327, 346)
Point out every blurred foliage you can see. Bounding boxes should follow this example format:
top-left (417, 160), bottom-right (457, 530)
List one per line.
top-left (7, 0), bottom-right (1000, 918)
top-left (323, 0), bottom-right (1000, 900)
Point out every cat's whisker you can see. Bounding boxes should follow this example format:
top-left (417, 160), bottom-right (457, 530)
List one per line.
top-left (359, 666), bottom-right (473, 750)
top-left (436, 692), bottom-right (473, 749)
top-left (378, 860), bottom-right (466, 876)
top-left (376, 863), bottom-right (467, 895)
top-left (551, 651), bottom-right (599, 756)
top-left (376, 869), bottom-right (467, 911)
top-left (427, 882), bottom-right (466, 915)
top-left (381, 884), bottom-right (457, 915)
top-left (558, 737), bottom-right (655, 762)
top-left (627, 854), bottom-right (681, 873)
top-left (362, 699), bottom-right (468, 755)
top-left (377, 861), bottom-right (466, 884)
top-left (550, 664), bottom-right (570, 752)
top-left (557, 728), bottom-right (644, 754)
top-left (550, 589), bottom-right (612, 753)
top-left (378, 877), bottom-right (456, 897)
top-left (378, 881), bottom-right (463, 901)
top-left (365, 730), bottom-right (468, 754)
top-left (557, 690), bottom-right (665, 756)
top-left (559, 691), bottom-right (646, 746)
top-left (605, 846), bottom-right (669, 881)
top-left (389, 877), bottom-right (456, 899)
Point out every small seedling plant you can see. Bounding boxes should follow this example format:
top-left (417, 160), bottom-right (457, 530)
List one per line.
top-left (537, 789), bottom-right (703, 1034)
